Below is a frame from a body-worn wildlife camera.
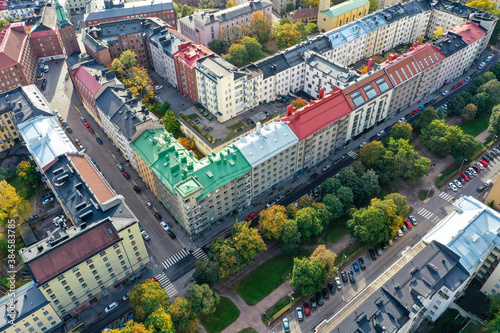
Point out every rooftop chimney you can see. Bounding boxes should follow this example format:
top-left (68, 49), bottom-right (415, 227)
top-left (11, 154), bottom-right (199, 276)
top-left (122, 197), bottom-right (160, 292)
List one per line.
top-left (287, 104), bottom-right (294, 116)
top-left (256, 122), bottom-right (261, 135)
top-left (319, 87), bottom-right (325, 99)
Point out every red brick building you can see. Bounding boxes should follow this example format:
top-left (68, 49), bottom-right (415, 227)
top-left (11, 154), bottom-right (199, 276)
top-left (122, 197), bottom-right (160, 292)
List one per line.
top-left (173, 42), bottom-right (213, 103)
top-left (0, 23), bottom-right (38, 93)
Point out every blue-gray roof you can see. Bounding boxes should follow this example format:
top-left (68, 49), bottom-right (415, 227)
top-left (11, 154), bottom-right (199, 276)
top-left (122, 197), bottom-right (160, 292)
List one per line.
top-left (432, 32), bottom-right (468, 57)
top-left (85, 0), bottom-right (174, 22)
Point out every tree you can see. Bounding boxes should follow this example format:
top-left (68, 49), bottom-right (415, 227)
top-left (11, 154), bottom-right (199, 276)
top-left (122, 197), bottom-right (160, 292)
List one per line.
top-left (286, 2), bottom-right (295, 12)
top-left (359, 141), bottom-right (385, 168)
top-left (413, 107), bottom-right (439, 133)
top-left (361, 169), bottom-right (381, 198)
top-left (130, 280), bottom-right (169, 322)
top-left (189, 284), bottom-right (220, 316)
top-left (384, 138), bottom-right (431, 182)
top-left (473, 92), bottom-right (492, 116)
top-left (279, 219), bottom-right (301, 254)
top-left (110, 58), bottom-right (125, 77)
top-left (158, 101), bottom-right (172, 116)
top-left (298, 194), bottom-right (314, 209)
top-left (0, 181), bottom-right (30, 225)
top-left (466, 0), bottom-right (497, 12)
top-left (17, 161), bottom-right (39, 186)
top-left (168, 298), bottom-right (197, 333)
top-left (295, 207), bottom-right (323, 241)
top-left (193, 260), bottom-right (220, 286)
top-left (289, 257), bottom-right (325, 295)
top-left (144, 308), bottom-right (174, 333)
top-left (446, 95), bottom-right (466, 116)
top-left (291, 97), bottom-right (307, 109)
top-left (368, 0), bottom-right (377, 12)
top-left (384, 193), bottom-right (410, 216)
top-left (239, 36), bottom-right (264, 62)
top-left (489, 104), bottom-right (500, 135)
top-left (258, 205), bottom-right (288, 239)
top-left (389, 122), bottom-right (413, 141)
top-left (312, 202), bottom-right (332, 227)
top-left (276, 22), bottom-right (307, 49)
top-left (469, 72), bottom-right (496, 95)
top-left (450, 134), bottom-right (481, 163)
top-left (286, 203), bottom-right (298, 219)
top-left (0, 165), bottom-right (15, 181)
top-left (250, 11), bottom-right (273, 43)
top-left (226, 0), bottom-right (235, 7)
top-left (110, 321), bottom-right (153, 333)
top-left (420, 119), bottom-right (458, 157)
top-left (178, 137), bottom-right (195, 150)
top-left (232, 220), bottom-right (266, 264)
top-left (163, 110), bottom-right (181, 137)
top-left (323, 194), bottom-right (344, 220)
top-left (119, 50), bottom-right (139, 69)
top-left (225, 43), bottom-right (250, 67)
top-left (302, 0), bottom-right (319, 7)
top-left (336, 186), bottom-right (354, 210)
top-left (492, 62), bottom-right (500, 81)
top-left (460, 91), bottom-right (473, 105)
top-left (208, 39), bottom-right (228, 55)
top-left (485, 313), bottom-right (500, 333)
top-left (180, 4), bottom-right (194, 17)
top-left (319, 178), bottom-right (341, 196)
top-left (310, 245), bottom-right (337, 279)
top-left (461, 103), bottom-right (477, 122)
top-left (305, 23), bottom-right (317, 34)
top-left (432, 27), bottom-right (443, 38)
top-left (208, 237), bottom-right (243, 278)
top-left (490, 294), bottom-right (500, 314)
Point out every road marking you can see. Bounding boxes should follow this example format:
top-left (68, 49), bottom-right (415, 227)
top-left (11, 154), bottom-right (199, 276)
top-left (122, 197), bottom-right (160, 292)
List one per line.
top-left (161, 248), bottom-right (190, 269)
top-left (347, 151), bottom-right (358, 159)
top-left (416, 207), bottom-right (434, 220)
top-left (156, 272), bottom-right (178, 298)
top-left (438, 192), bottom-right (454, 202)
top-left (192, 248), bottom-right (208, 261)
top-left (74, 105), bottom-right (82, 114)
top-left (153, 207), bottom-right (158, 212)
top-left (133, 180), bottom-right (138, 186)
top-left (112, 153), bottom-right (116, 159)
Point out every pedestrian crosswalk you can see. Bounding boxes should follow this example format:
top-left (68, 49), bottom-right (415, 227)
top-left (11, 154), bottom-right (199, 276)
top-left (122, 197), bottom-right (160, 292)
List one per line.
top-left (156, 272), bottom-right (178, 298)
top-left (161, 248), bottom-right (190, 269)
top-left (347, 151), bottom-right (358, 159)
top-left (438, 191), bottom-right (455, 203)
top-left (193, 248), bottom-right (208, 261)
top-left (416, 207), bottom-right (435, 220)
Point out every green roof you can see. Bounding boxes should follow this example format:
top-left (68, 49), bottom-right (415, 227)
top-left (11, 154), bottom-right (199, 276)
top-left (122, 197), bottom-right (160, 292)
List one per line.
top-left (322, 0), bottom-right (370, 18)
top-left (130, 128), bottom-right (251, 198)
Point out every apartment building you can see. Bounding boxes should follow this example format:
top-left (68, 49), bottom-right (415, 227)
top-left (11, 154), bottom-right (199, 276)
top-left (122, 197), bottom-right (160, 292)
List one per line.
top-left (179, 0), bottom-right (273, 46)
top-left (84, 0), bottom-right (176, 29)
top-left (317, 0), bottom-right (370, 33)
top-left (432, 32), bottom-right (469, 90)
top-left (343, 67), bottom-right (394, 140)
top-left (287, 6), bottom-right (318, 24)
top-left (0, 282), bottom-right (63, 333)
top-left (20, 153), bottom-right (149, 320)
top-left (130, 128), bottom-right (252, 235)
top-left (233, 121), bottom-right (299, 199)
top-left (0, 23), bottom-right (38, 93)
top-left (173, 42), bottom-right (214, 103)
top-left (279, 88), bottom-right (353, 170)
top-left (149, 25), bottom-right (189, 88)
top-left (59, 0), bottom-right (86, 14)
top-left (196, 55), bottom-right (262, 123)
top-left (449, 21), bottom-right (486, 75)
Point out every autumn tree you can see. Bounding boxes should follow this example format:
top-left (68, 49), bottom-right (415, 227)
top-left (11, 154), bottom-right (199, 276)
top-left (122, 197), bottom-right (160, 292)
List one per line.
top-left (180, 4), bottom-right (194, 17)
top-left (368, 0), bottom-right (377, 12)
top-left (231, 220), bottom-right (266, 264)
top-left (225, 43), bottom-right (250, 67)
top-left (432, 27), bottom-right (443, 38)
top-left (310, 245), bottom-right (337, 279)
top-left (130, 280), bottom-right (169, 322)
top-left (302, 0), bottom-right (319, 7)
top-left (144, 308), bottom-right (174, 333)
top-left (193, 260), bottom-right (220, 286)
top-left (120, 50), bottom-right (139, 69)
top-left (250, 11), bottom-right (273, 43)
top-left (178, 137), bottom-right (195, 150)
top-left (208, 39), bottom-right (228, 55)
top-left (291, 97), bottom-right (307, 109)
top-left (276, 22), bottom-right (307, 49)
top-left (384, 193), bottom-right (410, 216)
top-left (227, 0), bottom-right (235, 7)
top-left (489, 104), bottom-right (500, 135)
top-left (123, 66), bottom-right (155, 103)
top-left (305, 23), bottom-right (317, 34)
top-left (286, 203), bottom-right (298, 219)
top-left (168, 298), bottom-right (197, 333)
top-left (110, 321), bottom-right (153, 333)
top-left (466, 0), bottom-right (498, 12)
top-left (389, 122), bottom-right (413, 141)
top-left (208, 237), bottom-right (243, 278)
top-left (189, 284), bottom-right (220, 316)
top-left (461, 103), bottom-right (478, 122)
top-left (0, 181), bottom-right (30, 225)
top-left (290, 257), bottom-right (325, 295)
top-left (295, 207), bottom-right (323, 242)
top-left (163, 110), bottom-right (182, 137)
top-left (110, 58), bottom-right (125, 77)
top-left (359, 141), bottom-right (385, 169)
top-left (279, 219), bottom-right (301, 254)
top-left (259, 205), bottom-right (288, 239)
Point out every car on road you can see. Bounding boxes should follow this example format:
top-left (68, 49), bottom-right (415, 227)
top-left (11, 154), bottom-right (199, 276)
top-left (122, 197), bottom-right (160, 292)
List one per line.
top-left (322, 164), bottom-right (331, 172)
top-left (481, 159), bottom-right (489, 167)
top-left (141, 231), bottom-right (150, 240)
top-left (359, 142), bottom-right (368, 148)
top-left (398, 117), bottom-right (406, 123)
top-left (409, 215), bottom-right (418, 226)
top-left (310, 172), bottom-right (318, 179)
top-left (404, 219), bottom-right (413, 229)
top-left (487, 54), bottom-right (494, 61)
top-left (43, 197), bottom-right (54, 205)
top-left (328, 281), bottom-right (336, 294)
top-left (167, 228), bottom-right (176, 239)
top-left (442, 90), bottom-right (449, 96)
top-left (133, 185), bottom-right (141, 193)
top-left (275, 194), bottom-right (286, 202)
top-left (28, 215), bottom-right (39, 221)
top-left (296, 307), bottom-right (304, 321)
top-left (310, 297), bottom-right (317, 309)
top-left (145, 201), bottom-right (152, 208)
top-left (123, 172), bottom-right (130, 179)
top-left (412, 109), bottom-right (419, 115)
top-left (122, 291), bottom-right (131, 301)
top-left (322, 287), bottom-right (330, 299)
top-left (341, 154), bottom-right (347, 159)
top-left (41, 78), bottom-right (47, 90)
top-left (316, 291), bottom-right (324, 306)
top-left (282, 318), bottom-right (290, 332)
top-left (479, 62), bottom-right (486, 69)
top-left (246, 212), bottom-right (257, 221)
top-left (117, 163), bottom-right (124, 171)
top-left (84, 122), bottom-right (91, 129)
top-left (460, 173), bottom-right (470, 181)
top-left (335, 277), bottom-right (342, 289)
top-left (155, 85), bottom-right (163, 91)
top-left (477, 185), bottom-right (486, 192)
top-left (384, 126), bottom-right (392, 132)
top-left (377, 130), bottom-right (385, 137)
top-left (105, 302), bottom-right (119, 313)
top-left (465, 76), bottom-right (471, 82)
top-left (78, 144), bottom-right (86, 152)
top-left (96, 137), bottom-right (103, 144)
top-left (303, 302), bottom-right (311, 316)
top-left (353, 262), bottom-right (360, 272)
top-left (358, 257), bottom-right (366, 270)
top-left (160, 221), bottom-right (169, 232)
top-left (151, 81), bottom-right (159, 86)
top-left (349, 271), bottom-right (355, 283)
top-left (375, 246), bottom-right (382, 256)
top-left (74, 138), bottom-right (81, 146)
top-left (154, 212), bottom-right (161, 220)
top-left (341, 271), bottom-right (348, 282)
top-left (369, 248), bottom-right (377, 260)
top-left (266, 200), bottom-right (276, 208)
top-left (43, 65), bottom-right (49, 73)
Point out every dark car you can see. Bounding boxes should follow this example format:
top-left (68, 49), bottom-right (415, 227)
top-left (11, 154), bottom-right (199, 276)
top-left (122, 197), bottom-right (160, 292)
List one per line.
top-left (349, 271), bottom-right (355, 283)
top-left (384, 126), bottom-right (392, 132)
top-left (310, 297), bottom-right (317, 309)
top-left (167, 229), bottom-right (176, 239)
top-left (483, 155), bottom-right (491, 162)
top-left (359, 257), bottom-right (366, 270)
top-left (322, 287), bottom-right (330, 299)
top-left (154, 212), bottom-right (162, 220)
top-left (341, 271), bottom-right (348, 282)
top-left (369, 249), bottom-right (377, 260)
top-left (353, 262), bottom-right (360, 272)
top-left (310, 172), bottom-right (318, 179)
top-left (477, 185), bottom-right (485, 192)
top-left (28, 215), bottom-right (39, 221)
top-left (375, 246), bottom-right (383, 256)
top-left (472, 165), bottom-right (481, 173)
top-left (41, 78), bottom-right (47, 90)
top-left (133, 185), bottom-right (141, 193)
top-left (96, 137), bottom-right (103, 144)
top-left (327, 281), bottom-right (336, 294)
top-left (315, 292), bottom-right (324, 306)
top-left (123, 172), bottom-right (130, 179)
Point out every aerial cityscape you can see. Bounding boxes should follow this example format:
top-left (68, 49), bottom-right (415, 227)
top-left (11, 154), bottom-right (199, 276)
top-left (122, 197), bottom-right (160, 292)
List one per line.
top-left (1, 0), bottom-right (500, 332)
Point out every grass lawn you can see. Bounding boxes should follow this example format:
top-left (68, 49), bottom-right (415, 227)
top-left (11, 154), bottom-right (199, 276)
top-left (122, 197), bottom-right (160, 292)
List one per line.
top-left (262, 296), bottom-right (289, 324)
top-left (320, 215), bottom-right (349, 245)
top-left (376, 184), bottom-right (398, 200)
top-left (461, 321), bottom-right (485, 333)
top-left (430, 308), bottom-right (466, 333)
top-left (334, 242), bottom-right (364, 268)
top-left (457, 116), bottom-right (489, 138)
top-left (238, 329), bottom-right (258, 333)
top-left (418, 189), bottom-right (434, 201)
top-left (200, 297), bottom-right (240, 333)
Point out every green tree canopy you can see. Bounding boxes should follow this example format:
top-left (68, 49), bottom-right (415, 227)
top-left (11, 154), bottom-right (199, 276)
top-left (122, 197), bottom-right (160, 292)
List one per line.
top-left (180, 4), bottom-right (194, 17)
top-left (189, 284), bottom-right (220, 316)
top-left (489, 104), bottom-right (500, 135)
top-left (231, 220), bottom-right (266, 264)
top-left (208, 237), bottom-right (243, 278)
top-left (258, 205), bottom-right (288, 239)
top-left (193, 260), bottom-right (220, 286)
top-left (323, 194), bottom-right (344, 220)
top-left (130, 280), bottom-right (169, 322)
top-left (208, 39), bottom-right (228, 55)
top-left (168, 297), bottom-right (197, 333)
top-left (295, 207), bottom-right (323, 241)
top-left (450, 134), bottom-right (481, 163)
top-left (461, 103), bottom-right (477, 122)
top-left (239, 36), bottom-right (264, 62)
top-left (286, 2), bottom-right (295, 12)
top-left (279, 219), bottom-right (301, 254)
top-left (413, 107), bottom-right (439, 133)
top-left (319, 178), bottom-right (342, 196)
top-left (289, 257), bottom-right (326, 295)
top-left (225, 43), bottom-right (250, 67)
top-left (359, 141), bottom-right (385, 168)
top-left (389, 122), bottom-right (413, 141)
top-left (163, 110), bottom-right (181, 137)
top-left (310, 245), bottom-right (337, 279)
top-left (144, 308), bottom-right (174, 333)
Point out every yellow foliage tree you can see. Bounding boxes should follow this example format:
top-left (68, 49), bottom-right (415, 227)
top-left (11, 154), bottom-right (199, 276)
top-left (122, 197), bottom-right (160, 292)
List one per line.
top-left (123, 66), bottom-right (155, 103)
top-left (432, 27), bottom-right (443, 39)
top-left (144, 308), bottom-right (174, 333)
top-left (467, 0), bottom-right (497, 12)
top-left (359, 65), bottom-right (368, 74)
top-left (232, 220), bottom-right (266, 264)
top-left (250, 11), bottom-right (274, 43)
top-left (291, 97), bottom-right (307, 109)
top-left (110, 321), bottom-right (153, 333)
top-left (226, 0), bottom-right (235, 7)
top-left (310, 245), bottom-right (337, 279)
top-left (130, 280), bottom-right (169, 322)
top-left (0, 181), bottom-right (30, 225)
top-left (258, 205), bottom-right (288, 239)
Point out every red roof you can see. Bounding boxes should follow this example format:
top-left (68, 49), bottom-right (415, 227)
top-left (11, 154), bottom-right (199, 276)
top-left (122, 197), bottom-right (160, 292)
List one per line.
top-left (0, 23), bottom-right (29, 69)
top-left (288, 7), bottom-right (319, 20)
top-left (452, 22), bottom-right (485, 45)
top-left (343, 70), bottom-right (393, 109)
top-left (279, 88), bottom-right (352, 140)
top-left (28, 222), bottom-right (120, 284)
top-left (173, 41), bottom-right (214, 68)
top-left (74, 65), bottom-right (103, 98)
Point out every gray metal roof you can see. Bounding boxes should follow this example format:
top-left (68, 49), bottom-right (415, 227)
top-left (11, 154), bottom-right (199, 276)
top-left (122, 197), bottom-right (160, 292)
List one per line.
top-left (0, 85), bottom-right (55, 125)
top-left (431, 32), bottom-right (468, 57)
top-left (149, 25), bottom-right (187, 58)
top-left (85, 0), bottom-right (174, 22)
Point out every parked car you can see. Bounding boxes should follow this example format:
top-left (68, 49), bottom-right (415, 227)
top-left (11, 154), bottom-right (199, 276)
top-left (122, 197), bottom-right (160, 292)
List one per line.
top-left (483, 155), bottom-right (491, 162)
top-left (359, 141), bottom-right (368, 148)
top-left (384, 126), bottom-right (392, 132)
top-left (398, 117), bottom-right (406, 123)
top-left (349, 271), bottom-right (355, 283)
top-left (464, 170), bottom-right (473, 179)
top-left (404, 219), bottom-right (413, 229)
top-left (335, 277), bottom-right (342, 290)
top-left (341, 271), bottom-right (348, 282)
top-left (310, 297), bottom-right (317, 309)
top-left (41, 78), bottom-right (47, 90)
top-left (282, 318), bottom-right (290, 332)
top-left (266, 200), bottom-right (276, 208)
top-left (481, 159), bottom-right (489, 167)
top-left (476, 162), bottom-right (484, 170)
top-left (117, 164), bottom-right (124, 171)
top-left (303, 302), bottom-right (311, 316)
top-left (412, 109), bottom-right (419, 115)
top-left (460, 173), bottom-right (470, 181)
top-left (358, 257), bottom-right (366, 270)
top-left (328, 281), bottom-right (336, 294)
top-left (123, 172), bottom-right (130, 179)
top-left (453, 180), bottom-right (462, 188)
top-left (245, 212), bottom-right (257, 221)
top-left (472, 165), bottom-right (481, 173)
top-left (141, 231), bottom-right (150, 241)
top-left (154, 212), bottom-right (161, 220)
top-left (28, 215), bottom-right (39, 221)
top-left (133, 185), bottom-right (141, 193)
top-left (96, 137), bottom-right (103, 144)
top-left (485, 179), bottom-right (493, 187)
top-left (468, 167), bottom-right (477, 176)
top-left (310, 172), bottom-right (318, 179)
top-left (477, 185), bottom-right (486, 192)
top-left (442, 90), bottom-right (449, 96)
top-left (322, 287), bottom-right (330, 299)
top-left (375, 246), bottom-right (382, 256)
top-left (397, 229), bottom-right (403, 237)
top-left (275, 194), bottom-right (286, 202)
top-left (296, 307), bottom-right (304, 321)
top-left (409, 215), bottom-right (418, 226)
top-left (155, 85), bottom-right (163, 90)
top-left (42, 197), bottom-right (54, 205)
top-left (449, 182), bottom-right (458, 191)
top-left (316, 291), bottom-right (324, 306)
top-left (353, 262), bottom-right (360, 272)
top-left (369, 249), bottom-right (377, 260)
top-left (145, 201), bottom-right (153, 208)
top-left (105, 302), bottom-right (119, 313)
top-left (377, 130), bottom-right (385, 137)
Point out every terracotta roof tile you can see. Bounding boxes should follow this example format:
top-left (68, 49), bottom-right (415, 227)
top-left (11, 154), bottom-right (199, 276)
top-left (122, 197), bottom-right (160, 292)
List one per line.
top-left (452, 21), bottom-right (485, 45)
top-left (68, 154), bottom-right (115, 203)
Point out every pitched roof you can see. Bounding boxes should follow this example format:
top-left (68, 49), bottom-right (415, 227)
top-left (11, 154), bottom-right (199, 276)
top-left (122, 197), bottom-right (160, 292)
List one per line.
top-left (279, 88), bottom-right (353, 140)
top-left (451, 21), bottom-right (486, 45)
top-left (26, 221), bottom-right (120, 284)
top-left (343, 70), bottom-right (393, 108)
top-left (173, 42), bottom-right (214, 68)
top-left (73, 65), bottom-right (103, 97)
top-left (0, 22), bottom-right (28, 69)
top-left (322, 0), bottom-right (370, 18)
top-left (288, 6), bottom-right (318, 20)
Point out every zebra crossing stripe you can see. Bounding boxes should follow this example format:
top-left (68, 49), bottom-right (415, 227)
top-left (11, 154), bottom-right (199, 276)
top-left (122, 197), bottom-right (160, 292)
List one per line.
top-left (193, 248), bottom-right (208, 261)
top-left (156, 273), bottom-right (178, 298)
top-left (348, 151), bottom-right (358, 158)
top-left (162, 248), bottom-right (190, 269)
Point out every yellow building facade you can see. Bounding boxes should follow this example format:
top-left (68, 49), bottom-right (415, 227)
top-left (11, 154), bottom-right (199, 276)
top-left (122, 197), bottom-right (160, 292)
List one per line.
top-left (0, 110), bottom-right (20, 152)
top-left (317, 0), bottom-right (370, 33)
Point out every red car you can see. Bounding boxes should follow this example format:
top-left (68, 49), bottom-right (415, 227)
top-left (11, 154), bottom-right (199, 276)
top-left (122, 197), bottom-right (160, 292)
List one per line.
top-left (452, 85), bottom-right (457, 90)
top-left (303, 302), bottom-right (311, 316)
top-left (412, 109), bottom-right (419, 115)
top-left (481, 159), bottom-right (489, 167)
top-left (404, 219), bottom-right (413, 229)
top-left (152, 81), bottom-right (158, 86)
top-left (88, 127), bottom-right (94, 134)
top-left (460, 173), bottom-right (470, 182)
top-left (246, 212), bottom-right (257, 221)
top-left (151, 277), bottom-right (158, 282)
top-left (123, 172), bottom-right (130, 179)
top-left (457, 81), bottom-right (463, 87)
top-left (84, 122), bottom-right (91, 128)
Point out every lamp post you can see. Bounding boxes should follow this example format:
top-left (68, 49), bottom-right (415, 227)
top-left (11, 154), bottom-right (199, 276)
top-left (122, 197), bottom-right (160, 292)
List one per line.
top-left (288, 291), bottom-right (294, 310)
top-left (425, 185), bottom-right (435, 201)
top-left (459, 158), bottom-right (467, 173)
top-left (340, 254), bottom-right (347, 269)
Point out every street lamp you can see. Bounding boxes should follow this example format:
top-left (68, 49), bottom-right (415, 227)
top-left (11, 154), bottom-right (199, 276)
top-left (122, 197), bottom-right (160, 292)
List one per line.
top-left (288, 292), bottom-right (294, 310)
top-left (459, 158), bottom-right (468, 173)
top-left (425, 185), bottom-right (435, 201)
top-left (340, 254), bottom-right (347, 269)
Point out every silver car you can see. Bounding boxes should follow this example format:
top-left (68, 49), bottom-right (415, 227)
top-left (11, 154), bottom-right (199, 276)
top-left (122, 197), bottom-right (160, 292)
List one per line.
top-left (449, 182), bottom-right (458, 191)
top-left (453, 179), bottom-right (462, 188)
top-left (335, 277), bottom-right (342, 290)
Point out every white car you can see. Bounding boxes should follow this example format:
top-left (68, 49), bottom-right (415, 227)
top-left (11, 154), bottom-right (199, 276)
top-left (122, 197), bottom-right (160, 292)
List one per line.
top-left (42, 197), bottom-right (54, 205)
top-left (397, 229), bottom-right (403, 237)
top-left (160, 221), bottom-right (169, 232)
top-left (359, 142), bottom-right (368, 148)
top-left (453, 179), bottom-right (462, 188)
top-left (479, 62), bottom-right (486, 69)
top-left (377, 131), bottom-right (385, 137)
top-left (442, 90), bottom-right (449, 96)
top-left (468, 167), bottom-right (477, 176)
top-left (155, 85), bottom-right (163, 90)
top-left (398, 117), bottom-right (405, 123)
top-left (487, 55), bottom-right (493, 62)
top-left (105, 302), bottom-right (119, 313)
top-left (335, 277), bottom-right (342, 290)
top-left (322, 164), bottom-right (331, 172)
top-left (266, 201), bottom-right (276, 208)
top-left (476, 162), bottom-right (485, 170)
top-left (449, 182), bottom-right (458, 191)
top-left (43, 65), bottom-right (49, 73)
top-left (141, 230), bottom-right (150, 240)
top-left (79, 144), bottom-right (86, 152)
